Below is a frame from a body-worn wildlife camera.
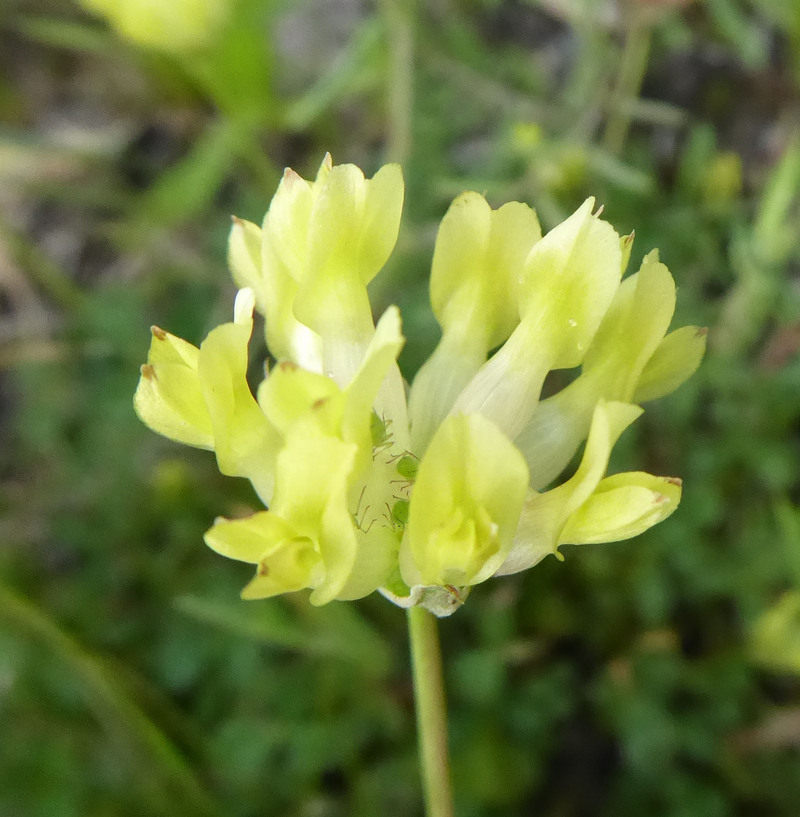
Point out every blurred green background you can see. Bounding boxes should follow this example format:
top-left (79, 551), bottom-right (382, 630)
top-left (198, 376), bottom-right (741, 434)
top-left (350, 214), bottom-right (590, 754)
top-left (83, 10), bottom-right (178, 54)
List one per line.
top-left (2, 0), bottom-right (800, 815)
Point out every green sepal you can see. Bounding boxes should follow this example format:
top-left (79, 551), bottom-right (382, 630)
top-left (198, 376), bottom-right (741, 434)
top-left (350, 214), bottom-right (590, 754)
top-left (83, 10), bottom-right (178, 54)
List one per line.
top-left (380, 583), bottom-right (470, 618)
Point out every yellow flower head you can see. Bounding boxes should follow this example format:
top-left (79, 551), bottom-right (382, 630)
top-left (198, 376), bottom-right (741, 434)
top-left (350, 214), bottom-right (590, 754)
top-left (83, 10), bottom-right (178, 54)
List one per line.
top-left (135, 155), bottom-right (705, 615)
top-left (79, 0), bottom-right (230, 51)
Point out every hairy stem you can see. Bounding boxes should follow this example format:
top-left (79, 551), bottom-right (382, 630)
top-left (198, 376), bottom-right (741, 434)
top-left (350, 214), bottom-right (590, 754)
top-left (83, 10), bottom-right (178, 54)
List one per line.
top-left (603, 6), bottom-right (653, 155)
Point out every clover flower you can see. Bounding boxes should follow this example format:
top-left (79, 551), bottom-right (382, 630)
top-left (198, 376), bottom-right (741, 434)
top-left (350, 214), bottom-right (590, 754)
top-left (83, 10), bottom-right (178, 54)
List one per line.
top-left (135, 155), bottom-right (705, 616)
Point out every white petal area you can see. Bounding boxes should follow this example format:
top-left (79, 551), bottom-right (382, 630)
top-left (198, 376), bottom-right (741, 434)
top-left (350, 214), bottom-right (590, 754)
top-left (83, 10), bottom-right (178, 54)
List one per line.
top-left (449, 320), bottom-right (552, 441)
top-left (409, 329), bottom-right (486, 455)
top-left (513, 374), bottom-right (596, 490)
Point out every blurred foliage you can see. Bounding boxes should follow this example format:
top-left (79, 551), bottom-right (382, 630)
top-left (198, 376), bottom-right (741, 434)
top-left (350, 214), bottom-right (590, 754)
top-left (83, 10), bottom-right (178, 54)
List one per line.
top-left (1, 0), bottom-right (800, 815)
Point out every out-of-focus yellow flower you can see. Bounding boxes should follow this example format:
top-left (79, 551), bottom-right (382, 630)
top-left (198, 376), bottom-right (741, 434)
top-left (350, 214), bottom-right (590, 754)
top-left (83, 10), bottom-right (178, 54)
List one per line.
top-left (751, 590), bottom-right (800, 675)
top-left (79, 0), bottom-right (231, 51)
top-left (135, 155), bottom-right (703, 615)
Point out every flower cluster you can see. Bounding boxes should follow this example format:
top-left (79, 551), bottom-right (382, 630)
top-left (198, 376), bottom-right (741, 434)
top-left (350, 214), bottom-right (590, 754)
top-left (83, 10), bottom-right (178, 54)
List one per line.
top-left (135, 155), bottom-right (705, 615)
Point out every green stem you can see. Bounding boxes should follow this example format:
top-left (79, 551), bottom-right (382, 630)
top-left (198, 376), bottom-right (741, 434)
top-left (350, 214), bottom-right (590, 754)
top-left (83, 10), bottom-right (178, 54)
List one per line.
top-left (0, 218), bottom-right (83, 312)
top-left (0, 585), bottom-right (223, 817)
top-left (379, 0), bottom-right (415, 165)
top-left (603, 5), bottom-right (653, 155)
top-left (407, 605), bottom-right (454, 817)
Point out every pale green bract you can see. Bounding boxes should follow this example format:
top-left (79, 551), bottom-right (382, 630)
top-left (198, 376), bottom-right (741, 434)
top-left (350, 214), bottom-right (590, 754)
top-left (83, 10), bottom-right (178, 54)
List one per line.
top-left (134, 154), bottom-right (705, 616)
